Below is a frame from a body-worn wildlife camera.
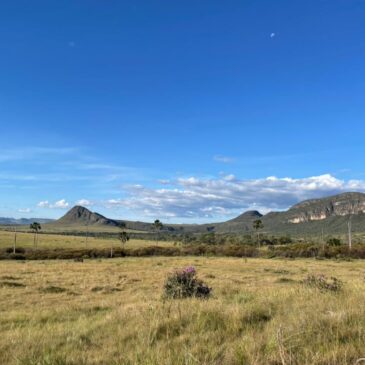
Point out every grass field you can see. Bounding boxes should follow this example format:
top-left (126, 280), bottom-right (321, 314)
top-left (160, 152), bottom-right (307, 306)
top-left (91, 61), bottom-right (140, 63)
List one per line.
top-left (0, 224), bottom-right (146, 234)
top-left (1, 257), bottom-right (364, 365)
top-left (0, 229), bottom-right (173, 250)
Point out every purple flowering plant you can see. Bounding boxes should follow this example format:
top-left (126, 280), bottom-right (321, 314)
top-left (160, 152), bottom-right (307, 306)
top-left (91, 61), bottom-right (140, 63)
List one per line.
top-left (163, 266), bottom-right (211, 299)
top-left (182, 266), bottom-right (196, 275)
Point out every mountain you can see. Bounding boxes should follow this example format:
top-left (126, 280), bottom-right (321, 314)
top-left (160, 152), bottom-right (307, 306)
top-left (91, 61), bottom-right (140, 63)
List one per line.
top-left (209, 210), bottom-right (263, 233)
top-left (42, 192), bottom-right (365, 235)
top-left (285, 192), bottom-right (365, 223)
top-left (48, 206), bottom-right (262, 233)
top-left (226, 210), bottom-right (263, 223)
top-left (0, 217), bottom-right (54, 225)
top-left (261, 192), bottom-right (365, 235)
top-left (55, 206), bottom-right (119, 226)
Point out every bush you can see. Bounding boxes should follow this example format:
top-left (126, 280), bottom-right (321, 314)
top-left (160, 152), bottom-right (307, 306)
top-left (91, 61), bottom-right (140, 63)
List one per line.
top-left (279, 236), bottom-right (293, 245)
top-left (5, 247), bottom-right (26, 254)
top-left (8, 253), bottom-right (26, 260)
top-left (303, 274), bottom-right (343, 292)
top-left (198, 233), bottom-right (216, 245)
top-left (163, 266), bottom-right (211, 299)
top-left (327, 238), bottom-right (341, 246)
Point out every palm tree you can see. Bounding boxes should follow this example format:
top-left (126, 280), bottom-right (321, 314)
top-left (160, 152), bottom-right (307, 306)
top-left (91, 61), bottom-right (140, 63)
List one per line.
top-left (119, 231), bottom-right (130, 249)
top-left (118, 221), bottom-right (129, 250)
top-left (253, 219), bottom-right (264, 248)
top-left (30, 222), bottom-right (41, 249)
top-left (153, 219), bottom-right (163, 245)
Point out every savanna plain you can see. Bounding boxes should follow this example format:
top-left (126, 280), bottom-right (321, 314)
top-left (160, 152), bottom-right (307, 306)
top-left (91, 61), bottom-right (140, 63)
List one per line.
top-left (1, 253), bottom-right (365, 365)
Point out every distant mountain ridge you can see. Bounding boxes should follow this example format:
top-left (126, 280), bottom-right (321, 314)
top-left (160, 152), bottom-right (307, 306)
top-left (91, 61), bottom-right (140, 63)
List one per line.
top-left (50, 192), bottom-right (365, 234)
top-left (260, 192), bottom-right (365, 235)
top-left (4, 192), bottom-right (365, 235)
top-left (0, 217), bottom-right (54, 225)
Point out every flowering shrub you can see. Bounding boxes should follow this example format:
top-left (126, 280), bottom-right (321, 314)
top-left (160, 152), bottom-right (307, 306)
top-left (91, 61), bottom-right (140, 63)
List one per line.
top-left (303, 274), bottom-right (343, 292)
top-left (163, 266), bottom-right (211, 299)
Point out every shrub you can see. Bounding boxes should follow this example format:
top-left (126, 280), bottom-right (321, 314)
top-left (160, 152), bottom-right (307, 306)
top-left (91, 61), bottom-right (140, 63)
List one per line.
top-left (5, 247), bottom-right (26, 254)
top-left (8, 253), bottom-right (26, 260)
top-left (198, 233), bottom-right (217, 245)
top-left (279, 236), bottom-right (293, 245)
top-left (327, 237), bottom-right (341, 246)
top-left (163, 266), bottom-right (211, 299)
top-left (303, 274), bottom-right (343, 292)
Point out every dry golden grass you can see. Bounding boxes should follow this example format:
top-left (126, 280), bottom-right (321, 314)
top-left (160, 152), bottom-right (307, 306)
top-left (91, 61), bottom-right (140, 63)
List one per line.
top-left (0, 257), bottom-right (365, 364)
top-left (2, 224), bottom-right (144, 234)
top-left (0, 230), bottom-right (173, 250)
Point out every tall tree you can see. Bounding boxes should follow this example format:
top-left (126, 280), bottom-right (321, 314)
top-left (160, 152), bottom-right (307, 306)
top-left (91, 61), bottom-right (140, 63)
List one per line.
top-left (119, 231), bottom-right (130, 249)
top-left (118, 222), bottom-right (129, 249)
top-left (30, 222), bottom-right (41, 249)
top-left (253, 219), bottom-right (264, 248)
top-left (153, 219), bottom-right (163, 245)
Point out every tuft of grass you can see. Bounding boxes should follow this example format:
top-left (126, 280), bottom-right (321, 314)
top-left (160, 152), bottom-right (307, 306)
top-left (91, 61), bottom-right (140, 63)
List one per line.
top-left (276, 277), bottom-right (296, 283)
top-left (272, 269), bottom-right (291, 275)
top-left (90, 286), bottom-right (103, 292)
top-left (39, 286), bottom-right (67, 294)
top-left (303, 274), bottom-right (343, 292)
top-left (0, 281), bottom-right (25, 288)
top-left (1, 275), bottom-right (21, 280)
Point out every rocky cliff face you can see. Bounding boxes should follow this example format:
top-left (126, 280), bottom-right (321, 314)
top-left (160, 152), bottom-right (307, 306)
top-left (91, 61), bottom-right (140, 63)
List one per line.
top-left (286, 192), bottom-right (365, 223)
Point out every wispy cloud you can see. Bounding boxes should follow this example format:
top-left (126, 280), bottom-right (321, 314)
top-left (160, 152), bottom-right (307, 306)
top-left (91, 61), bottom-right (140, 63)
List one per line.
top-left (0, 147), bottom-right (78, 163)
top-left (18, 208), bottom-right (32, 214)
top-left (213, 155), bottom-right (235, 164)
top-left (110, 174), bottom-right (365, 220)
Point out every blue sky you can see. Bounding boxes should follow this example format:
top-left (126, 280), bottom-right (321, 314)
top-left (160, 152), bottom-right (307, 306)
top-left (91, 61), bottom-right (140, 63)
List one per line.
top-left (1, 0), bottom-right (365, 222)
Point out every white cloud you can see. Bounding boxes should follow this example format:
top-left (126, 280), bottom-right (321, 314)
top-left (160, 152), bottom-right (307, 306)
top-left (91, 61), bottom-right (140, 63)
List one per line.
top-left (18, 208), bottom-right (32, 213)
top-left (270, 33), bottom-right (276, 38)
top-left (76, 199), bottom-right (93, 207)
top-left (52, 199), bottom-right (69, 209)
top-left (37, 199), bottom-right (69, 209)
top-left (111, 174), bottom-right (365, 220)
top-left (37, 200), bottom-right (50, 208)
top-left (213, 155), bottom-right (235, 164)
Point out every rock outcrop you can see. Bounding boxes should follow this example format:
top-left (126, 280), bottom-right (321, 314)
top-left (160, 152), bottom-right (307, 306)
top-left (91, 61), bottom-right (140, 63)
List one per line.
top-left (286, 192), bottom-right (365, 223)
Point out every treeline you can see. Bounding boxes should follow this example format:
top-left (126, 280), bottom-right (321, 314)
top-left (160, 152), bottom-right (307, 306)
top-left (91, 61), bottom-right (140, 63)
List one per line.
top-left (2, 243), bottom-right (365, 260)
top-left (8, 229), bottom-right (356, 247)
top-left (176, 232), bottom-right (293, 246)
top-left (0, 245), bottom-right (258, 260)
